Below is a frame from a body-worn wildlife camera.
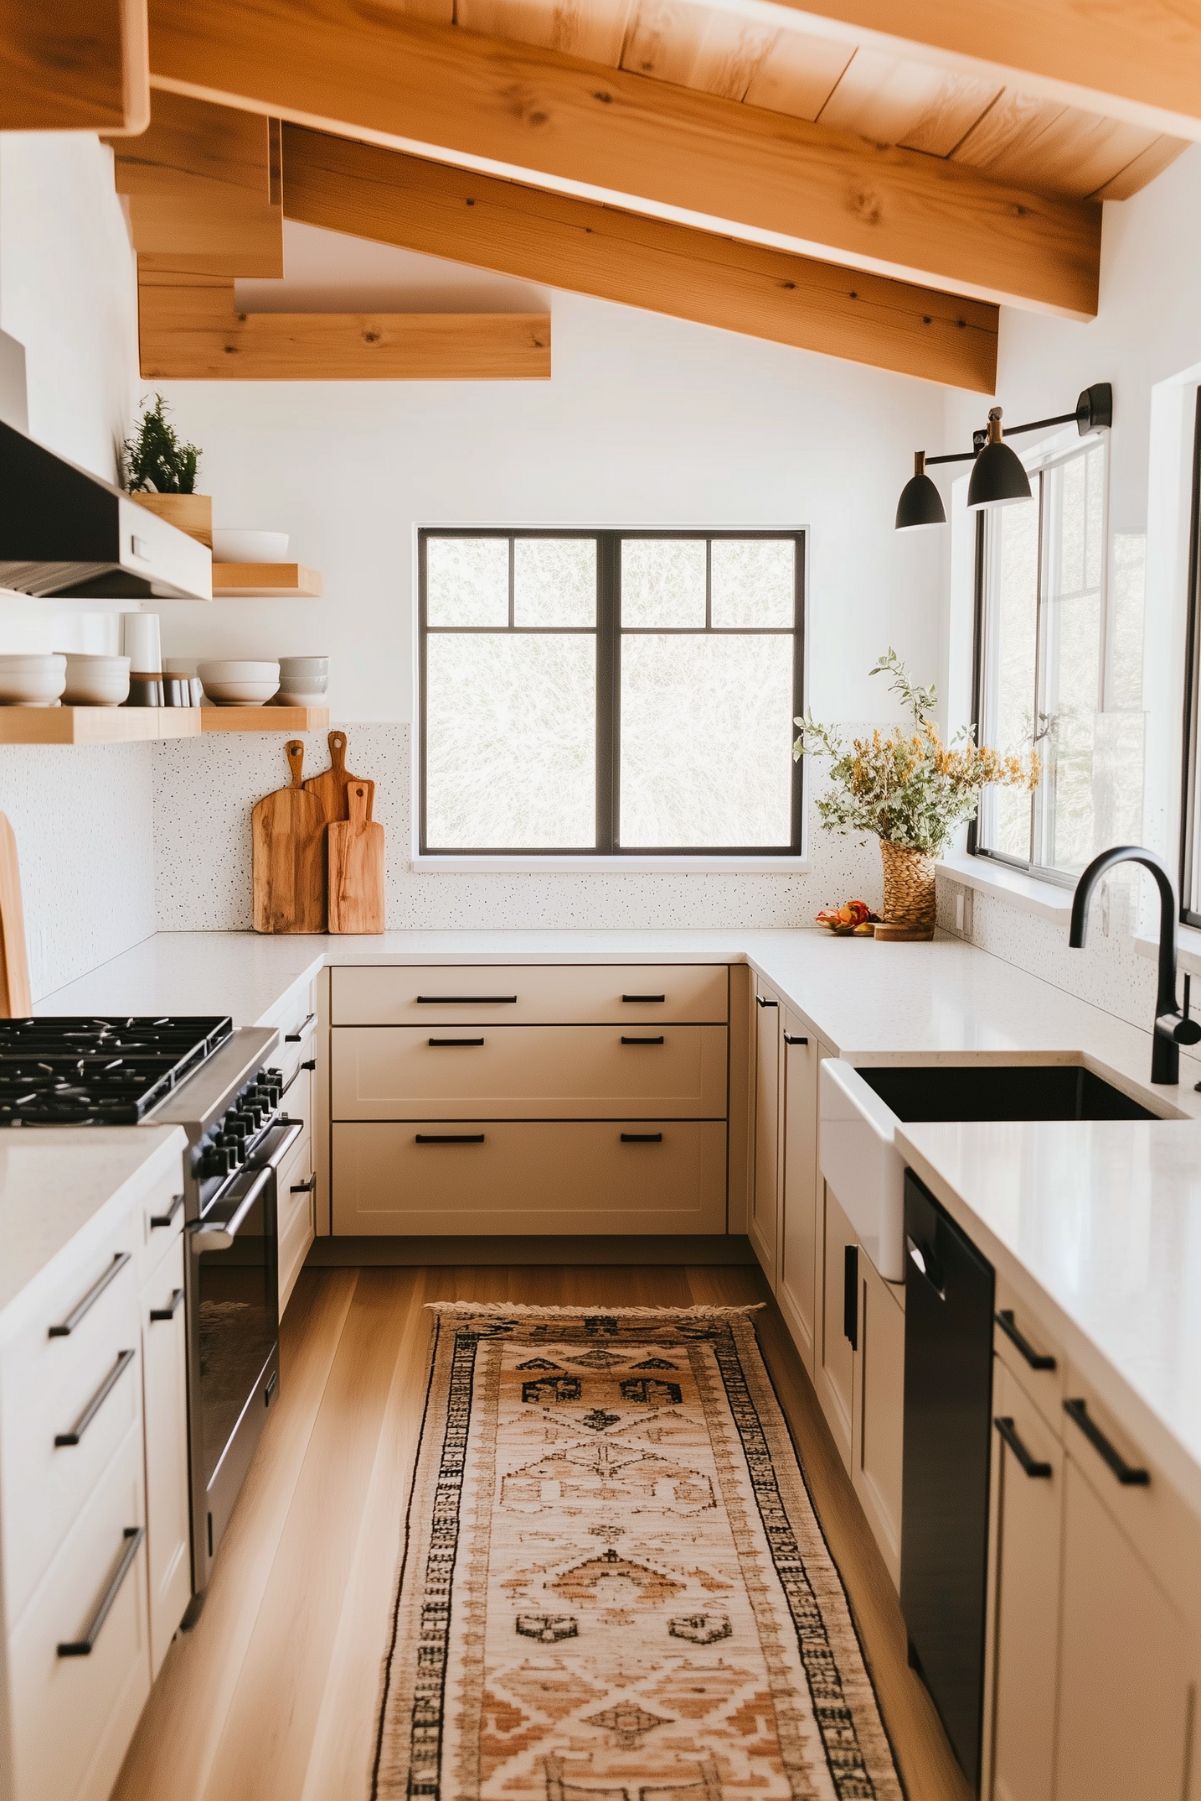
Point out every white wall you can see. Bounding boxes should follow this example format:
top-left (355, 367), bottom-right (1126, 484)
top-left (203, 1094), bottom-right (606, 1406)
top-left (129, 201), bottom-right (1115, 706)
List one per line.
top-left (935, 145), bottom-right (1201, 1028)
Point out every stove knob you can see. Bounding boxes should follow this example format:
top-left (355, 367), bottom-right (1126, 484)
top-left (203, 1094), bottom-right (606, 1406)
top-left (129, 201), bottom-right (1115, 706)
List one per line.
top-left (200, 1143), bottom-right (232, 1179)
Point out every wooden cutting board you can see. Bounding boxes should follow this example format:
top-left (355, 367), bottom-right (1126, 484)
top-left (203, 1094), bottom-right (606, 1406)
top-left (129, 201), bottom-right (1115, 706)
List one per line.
top-left (251, 740), bottom-right (325, 933)
top-left (0, 813), bottom-right (31, 1016)
top-left (303, 729), bottom-right (375, 825)
top-left (327, 781), bottom-right (385, 933)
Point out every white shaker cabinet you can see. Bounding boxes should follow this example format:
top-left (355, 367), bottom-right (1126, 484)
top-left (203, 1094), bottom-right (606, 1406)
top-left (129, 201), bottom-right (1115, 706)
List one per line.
top-left (776, 1013), bottom-right (819, 1375)
top-left (749, 983), bottom-right (781, 1282)
top-left (139, 1231), bottom-right (190, 1679)
top-left (850, 1248), bottom-right (905, 1588)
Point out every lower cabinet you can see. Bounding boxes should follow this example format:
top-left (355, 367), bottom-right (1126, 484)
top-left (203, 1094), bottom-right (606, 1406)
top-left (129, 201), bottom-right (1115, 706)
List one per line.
top-left (776, 1015), bottom-right (818, 1376)
top-left (277, 1124), bottom-right (316, 1315)
top-left (813, 1182), bottom-right (857, 1468)
top-left (749, 984), bottom-right (781, 1280)
top-left (850, 1250), bottom-right (905, 1588)
top-left (139, 1233), bottom-right (190, 1679)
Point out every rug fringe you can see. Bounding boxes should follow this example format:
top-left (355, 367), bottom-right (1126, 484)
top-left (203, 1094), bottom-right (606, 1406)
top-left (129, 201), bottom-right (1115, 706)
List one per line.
top-left (424, 1301), bottom-right (766, 1318)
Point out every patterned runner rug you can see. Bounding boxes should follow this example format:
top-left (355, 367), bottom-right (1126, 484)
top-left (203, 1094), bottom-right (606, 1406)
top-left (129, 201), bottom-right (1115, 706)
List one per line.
top-left (373, 1304), bottom-right (903, 1801)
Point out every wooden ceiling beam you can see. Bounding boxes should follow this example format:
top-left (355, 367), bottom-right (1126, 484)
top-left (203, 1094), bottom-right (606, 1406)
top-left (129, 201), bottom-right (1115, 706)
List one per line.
top-left (109, 91), bottom-right (284, 276)
top-left (282, 125), bottom-right (998, 391)
top-left (1, 0), bottom-right (149, 132)
top-left (136, 258), bottom-right (551, 380)
top-left (707, 0), bottom-right (1201, 144)
top-left (144, 0), bottom-right (1101, 318)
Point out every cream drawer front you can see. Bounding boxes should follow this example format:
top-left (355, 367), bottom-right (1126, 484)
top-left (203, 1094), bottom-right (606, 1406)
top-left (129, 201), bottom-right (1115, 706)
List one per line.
top-left (333, 1120), bottom-right (727, 1234)
top-left (135, 1166), bottom-right (185, 1273)
top-left (140, 1234), bottom-right (190, 1680)
top-left (277, 1127), bottom-right (316, 1313)
top-left (1, 1228), bottom-right (142, 1629)
top-left (332, 1025), bottom-right (728, 1120)
top-left (274, 983), bottom-right (318, 1085)
top-left (8, 1420), bottom-right (150, 1801)
top-left (331, 963), bottom-right (729, 1026)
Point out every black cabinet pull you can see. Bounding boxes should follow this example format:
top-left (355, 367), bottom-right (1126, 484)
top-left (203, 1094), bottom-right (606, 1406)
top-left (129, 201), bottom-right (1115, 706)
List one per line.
top-left (415, 1133), bottom-right (486, 1144)
top-left (48, 1252), bottom-right (131, 1339)
top-left (416, 994), bottom-right (516, 1005)
top-left (149, 1192), bottom-right (184, 1230)
top-left (1063, 1398), bottom-right (1149, 1486)
top-left (57, 1527), bottom-right (144, 1657)
top-left (290, 1176), bottom-right (317, 1194)
top-left (621, 1131), bottom-right (663, 1142)
top-left (284, 1011), bottom-right (317, 1042)
top-left (995, 1308), bottom-right (1057, 1371)
top-left (150, 1288), bottom-right (184, 1323)
top-left (622, 993), bottom-right (665, 1003)
top-left (428, 1037), bottom-right (485, 1047)
top-left (54, 1348), bottom-right (136, 1446)
top-left (783, 1032), bottom-right (808, 1045)
top-left (280, 1058), bottom-right (314, 1098)
top-left (756, 995), bottom-right (778, 1008)
top-left (621, 1035), bottom-right (665, 1045)
top-left (843, 1244), bottom-right (859, 1350)
top-left (994, 1415), bottom-right (1053, 1479)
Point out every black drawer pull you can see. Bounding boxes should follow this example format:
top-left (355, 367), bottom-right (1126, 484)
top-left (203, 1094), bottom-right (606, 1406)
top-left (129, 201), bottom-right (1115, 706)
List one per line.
top-left (1063, 1397), bottom-right (1149, 1486)
top-left (428, 1037), bottom-right (485, 1047)
top-left (621, 1035), bottom-right (665, 1045)
top-left (756, 995), bottom-right (778, 1008)
top-left (621, 1131), bottom-right (663, 1142)
top-left (622, 993), bottom-right (665, 1003)
top-left (150, 1288), bottom-right (184, 1323)
top-left (843, 1243), bottom-right (858, 1350)
top-left (57, 1527), bottom-right (144, 1657)
top-left (284, 1011), bottom-right (317, 1043)
top-left (416, 994), bottom-right (516, 1005)
top-left (280, 1058), bottom-right (314, 1098)
top-left (290, 1176), bottom-right (317, 1195)
top-left (149, 1192), bottom-right (184, 1230)
top-left (48, 1252), bottom-right (131, 1339)
top-left (996, 1308), bottom-right (1057, 1371)
top-left (995, 1415), bottom-right (1052, 1479)
top-left (783, 1032), bottom-right (808, 1045)
top-left (55, 1348), bottom-right (136, 1446)
top-left (415, 1133), bottom-right (486, 1144)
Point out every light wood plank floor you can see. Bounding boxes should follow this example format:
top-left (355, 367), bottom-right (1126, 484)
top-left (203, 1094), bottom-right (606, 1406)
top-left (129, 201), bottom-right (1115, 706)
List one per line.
top-left (113, 1264), bottom-right (970, 1801)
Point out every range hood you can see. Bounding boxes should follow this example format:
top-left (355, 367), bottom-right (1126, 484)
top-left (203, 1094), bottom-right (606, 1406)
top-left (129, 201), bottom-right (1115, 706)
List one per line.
top-left (0, 421), bottom-right (212, 600)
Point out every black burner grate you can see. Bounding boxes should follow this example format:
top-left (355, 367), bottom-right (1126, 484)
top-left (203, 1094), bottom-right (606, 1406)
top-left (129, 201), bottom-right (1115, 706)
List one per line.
top-left (0, 1016), bottom-right (234, 1125)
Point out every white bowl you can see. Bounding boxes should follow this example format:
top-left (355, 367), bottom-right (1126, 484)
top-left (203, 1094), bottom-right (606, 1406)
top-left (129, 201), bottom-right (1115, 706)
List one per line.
top-left (277, 655), bottom-right (329, 706)
top-left (278, 656), bottom-right (329, 676)
top-left (212, 530), bottom-right (290, 564)
top-left (58, 652), bottom-right (131, 708)
top-left (0, 654), bottom-right (67, 707)
top-left (198, 659), bottom-right (280, 707)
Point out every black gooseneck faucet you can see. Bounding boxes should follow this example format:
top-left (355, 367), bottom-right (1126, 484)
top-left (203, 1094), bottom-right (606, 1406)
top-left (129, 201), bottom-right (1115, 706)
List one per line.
top-left (1069, 844), bottom-right (1201, 1084)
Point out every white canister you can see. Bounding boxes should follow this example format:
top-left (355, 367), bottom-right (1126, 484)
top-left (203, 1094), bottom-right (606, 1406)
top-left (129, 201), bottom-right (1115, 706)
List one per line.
top-left (123, 612), bottom-right (163, 677)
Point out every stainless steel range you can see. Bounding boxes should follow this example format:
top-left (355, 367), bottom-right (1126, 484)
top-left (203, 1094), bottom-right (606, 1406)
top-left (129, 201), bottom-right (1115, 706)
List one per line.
top-left (0, 1015), bottom-right (301, 1616)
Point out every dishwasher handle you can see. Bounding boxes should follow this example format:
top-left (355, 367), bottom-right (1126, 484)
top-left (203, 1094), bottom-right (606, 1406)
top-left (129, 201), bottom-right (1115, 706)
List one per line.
top-left (906, 1234), bottom-right (946, 1301)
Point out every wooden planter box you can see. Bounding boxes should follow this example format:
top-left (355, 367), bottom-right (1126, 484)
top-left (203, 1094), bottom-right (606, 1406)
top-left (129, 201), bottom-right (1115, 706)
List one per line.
top-left (131, 491), bottom-right (213, 548)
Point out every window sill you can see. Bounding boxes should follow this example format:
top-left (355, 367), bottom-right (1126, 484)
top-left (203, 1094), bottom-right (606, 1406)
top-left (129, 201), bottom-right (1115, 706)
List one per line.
top-left (410, 853), bottom-right (814, 874)
top-left (1137, 921), bottom-right (1201, 978)
top-left (936, 851), bottom-right (1074, 921)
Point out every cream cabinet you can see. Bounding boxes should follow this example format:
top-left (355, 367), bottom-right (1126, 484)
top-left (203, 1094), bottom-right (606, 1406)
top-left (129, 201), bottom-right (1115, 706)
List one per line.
top-left (776, 1013), bottom-right (819, 1375)
top-left (749, 985), bottom-right (781, 1281)
top-left (330, 963), bottom-right (731, 1236)
top-left (813, 1181), bottom-right (857, 1468)
top-left (139, 1231), bottom-right (190, 1678)
top-left (850, 1249), bottom-right (905, 1588)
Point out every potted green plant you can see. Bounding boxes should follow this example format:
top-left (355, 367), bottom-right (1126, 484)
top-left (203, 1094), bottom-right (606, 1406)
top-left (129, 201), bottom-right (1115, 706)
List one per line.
top-left (793, 650), bottom-right (1040, 938)
top-left (122, 393), bottom-right (211, 547)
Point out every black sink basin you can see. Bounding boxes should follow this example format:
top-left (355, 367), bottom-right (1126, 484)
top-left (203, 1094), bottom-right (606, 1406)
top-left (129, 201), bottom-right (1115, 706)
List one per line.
top-left (855, 1062), bottom-right (1158, 1123)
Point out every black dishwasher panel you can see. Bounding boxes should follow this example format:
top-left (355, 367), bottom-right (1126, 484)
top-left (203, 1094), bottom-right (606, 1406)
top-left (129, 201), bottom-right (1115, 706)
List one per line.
top-left (901, 1171), bottom-right (995, 1792)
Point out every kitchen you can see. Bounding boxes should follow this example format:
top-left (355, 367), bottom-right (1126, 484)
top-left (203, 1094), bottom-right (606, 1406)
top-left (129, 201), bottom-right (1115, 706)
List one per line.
top-left (1, 8), bottom-right (1200, 1801)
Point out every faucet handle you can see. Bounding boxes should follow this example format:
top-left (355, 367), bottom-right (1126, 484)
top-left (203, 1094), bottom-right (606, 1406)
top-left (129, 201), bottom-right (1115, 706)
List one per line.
top-left (1174, 973), bottom-right (1201, 1045)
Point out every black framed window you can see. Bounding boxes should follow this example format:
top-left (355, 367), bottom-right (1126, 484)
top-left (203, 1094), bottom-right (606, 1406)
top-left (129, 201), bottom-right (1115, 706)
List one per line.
top-left (1180, 392), bottom-right (1201, 926)
top-left (969, 434), bottom-right (1142, 881)
top-left (418, 528), bottom-right (805, 855)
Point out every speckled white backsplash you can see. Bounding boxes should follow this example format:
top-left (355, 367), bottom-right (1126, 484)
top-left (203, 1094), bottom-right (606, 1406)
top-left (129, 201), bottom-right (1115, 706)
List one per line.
top-left (0, 744), bottom-right (157, 1001)
top-left (151, 722), bottom-right (883, 931)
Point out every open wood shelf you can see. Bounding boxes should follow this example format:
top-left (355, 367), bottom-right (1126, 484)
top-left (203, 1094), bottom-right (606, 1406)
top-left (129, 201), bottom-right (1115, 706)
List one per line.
top-left (200, 705), bottom-right (330, 733)
top-left (211, 562), bottom-right (323, 596)
top-left (0, 707), bottom-right (202, 745)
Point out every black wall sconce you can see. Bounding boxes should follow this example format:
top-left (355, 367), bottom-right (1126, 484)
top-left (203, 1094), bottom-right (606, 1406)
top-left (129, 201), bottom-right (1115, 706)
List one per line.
top-left (895, 382), bottom-right (1113, 531)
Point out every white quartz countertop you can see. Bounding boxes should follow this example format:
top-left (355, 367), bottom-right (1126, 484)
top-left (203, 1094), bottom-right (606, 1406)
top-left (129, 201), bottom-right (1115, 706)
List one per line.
top-left (0, 1126), bottom-right (186, 1336)
top-left (898, 1117), bottom-right (1201, 1522)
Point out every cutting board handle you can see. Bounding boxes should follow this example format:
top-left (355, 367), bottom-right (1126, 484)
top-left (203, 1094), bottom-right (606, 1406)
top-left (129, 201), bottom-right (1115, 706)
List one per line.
top-left (328, 729), bottom-right (347, 773)
top-left (285, 739), bottom-right (305, 788)
top-left (348, 781), bottom-right (370, 828)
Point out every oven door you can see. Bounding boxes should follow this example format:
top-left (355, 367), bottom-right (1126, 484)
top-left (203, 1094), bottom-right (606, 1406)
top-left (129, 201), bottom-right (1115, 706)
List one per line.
top-left (186, 1122), bottom-right (298, 1600)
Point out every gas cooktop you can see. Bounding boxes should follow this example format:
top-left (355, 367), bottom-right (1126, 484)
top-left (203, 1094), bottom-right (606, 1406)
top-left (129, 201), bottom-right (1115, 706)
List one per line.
top-left (0, 1016), bottom-right (235, 1125)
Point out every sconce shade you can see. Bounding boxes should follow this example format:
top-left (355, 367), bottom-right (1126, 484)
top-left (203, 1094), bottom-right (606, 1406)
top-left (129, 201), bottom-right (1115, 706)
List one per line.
top-left (967, 411), bottom-right (1032, 510)
top-left (895, 452), bottom-right (947, 530)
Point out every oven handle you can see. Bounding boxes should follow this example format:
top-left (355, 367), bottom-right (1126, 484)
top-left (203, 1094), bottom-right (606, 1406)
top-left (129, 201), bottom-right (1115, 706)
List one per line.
top-left (190, 1164), bottom-right (274, 1255)
top-left (249, 1116), bottom-right (303, 1174)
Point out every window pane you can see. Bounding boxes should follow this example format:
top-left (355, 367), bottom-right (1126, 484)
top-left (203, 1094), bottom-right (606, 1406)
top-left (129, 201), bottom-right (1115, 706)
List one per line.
top-left (1039, 445), bottom-right (1107, 876)
top-left (621, 538), bottom-right (706, 627)
top-left (620, 634), bottom-right (794, 846)
top-left (514, 538), bottom-right (596, 627)
top-left (979, 499), bottom-right (1038, 861)
top-left (425, 634), bottom-right (596, 847)
top-left (426, 536), bottom-right (508, 626)
top-left (710, 538), bottom-right (796, 627)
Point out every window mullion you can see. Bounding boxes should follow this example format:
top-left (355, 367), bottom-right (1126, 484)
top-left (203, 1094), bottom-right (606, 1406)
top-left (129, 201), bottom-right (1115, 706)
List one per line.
top-left (595, 532), bottom-right (619, 854)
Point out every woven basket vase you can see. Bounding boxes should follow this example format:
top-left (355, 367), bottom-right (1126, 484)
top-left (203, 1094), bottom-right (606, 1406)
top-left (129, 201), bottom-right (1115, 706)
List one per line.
top-left (879, 838), bottom-right (937, 936)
